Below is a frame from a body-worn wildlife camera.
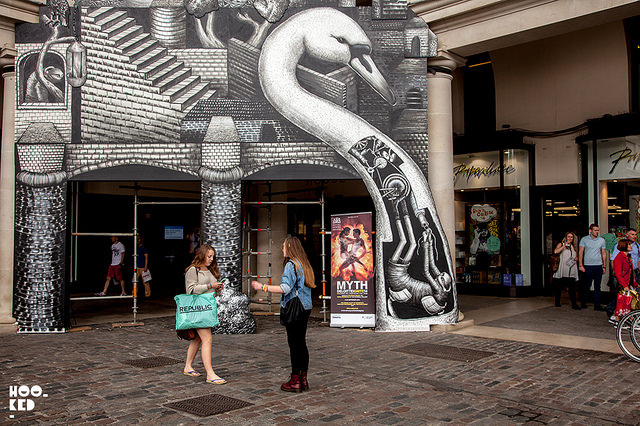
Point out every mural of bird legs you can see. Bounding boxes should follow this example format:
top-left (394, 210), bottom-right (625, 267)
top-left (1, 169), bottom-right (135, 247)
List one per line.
top-left (386, 198), bottom-right (450, 317)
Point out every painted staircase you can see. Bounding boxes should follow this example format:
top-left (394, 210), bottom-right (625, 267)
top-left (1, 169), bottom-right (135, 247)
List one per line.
top-left (84, 7), bottom-right (214, 112)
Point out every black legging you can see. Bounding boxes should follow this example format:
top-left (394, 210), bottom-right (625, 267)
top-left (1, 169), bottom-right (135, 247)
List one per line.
top-left (285, 309), bottom-right (311, 374)
top-left (554, 277), bottom-right (579, 306)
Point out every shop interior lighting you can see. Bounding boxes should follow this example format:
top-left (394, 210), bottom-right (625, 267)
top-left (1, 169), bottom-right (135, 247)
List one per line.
top-left (553, 206), bottom-right (578, 211)
top-left (512, 208), bottom-right (521, 212)
top-left (608, 196), bottom-right (617, 200)
top-left (553, 201), bottom-right (567, 204)
top-left (608, 205), bottom-right (621, 210)
top-left (618, 209), bottom-right (630, 212)
top-left (558, 213), bottom-right (578, 217)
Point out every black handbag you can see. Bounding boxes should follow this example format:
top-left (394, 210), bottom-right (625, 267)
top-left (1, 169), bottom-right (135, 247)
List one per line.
top-left (280, 261), bottom-right (305, 326)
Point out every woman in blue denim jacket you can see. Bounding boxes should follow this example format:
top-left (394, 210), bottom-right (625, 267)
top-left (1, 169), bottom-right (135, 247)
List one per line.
top-left (252, 236), bottom-right (315, 392)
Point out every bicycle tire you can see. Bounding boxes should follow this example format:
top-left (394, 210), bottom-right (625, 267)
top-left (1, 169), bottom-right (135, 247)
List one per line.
top-left (616, 311), bottom-right (640, 362)
top-left (630, 312), bottom-right (640, 352)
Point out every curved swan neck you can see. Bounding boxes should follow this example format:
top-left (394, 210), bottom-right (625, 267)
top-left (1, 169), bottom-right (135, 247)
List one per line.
top-left (260, 26), bottom-right (384, 151)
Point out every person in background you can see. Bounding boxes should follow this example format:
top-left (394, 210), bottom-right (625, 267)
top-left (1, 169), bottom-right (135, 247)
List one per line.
top-left (181, 244), bottom-right (226, 384)
top-left (552, 232), bottom-right (579, 309)
top-left (578, 224), bottom-right (608, 311)
top-left (135, 235), bottom-right (151, 298)
top-left (251, 236), bottom-right (315, 393)
top-left (97, 236), bottom-right (126, 296)
top-left (610, 239), bottom-right (635, 325)
top-left (610, 228), bottom-right (640, 286)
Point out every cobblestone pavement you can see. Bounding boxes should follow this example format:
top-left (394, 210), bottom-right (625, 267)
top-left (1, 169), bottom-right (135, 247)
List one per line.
top-left (1, 315), bottom-right (639, 425)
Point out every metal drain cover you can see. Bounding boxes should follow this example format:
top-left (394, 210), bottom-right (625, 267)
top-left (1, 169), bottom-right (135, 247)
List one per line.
top-left (165, 393), bottom-right (253, 417)
top-left (122, 356), bottom-right (182, 368)
top-left (394, 342), bottom-right (495, 362)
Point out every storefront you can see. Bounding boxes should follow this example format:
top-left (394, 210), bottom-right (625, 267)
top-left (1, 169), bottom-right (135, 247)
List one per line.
top-left (588, 134), bottom-right (640, 236)
top-left (453, 148), bottom-right (532, 294)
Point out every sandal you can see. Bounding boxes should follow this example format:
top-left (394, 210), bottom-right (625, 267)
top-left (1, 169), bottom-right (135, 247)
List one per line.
top-left (205, 377), bottom-right (227, 385)
top-left (184, 370), bottom-right (201, 377)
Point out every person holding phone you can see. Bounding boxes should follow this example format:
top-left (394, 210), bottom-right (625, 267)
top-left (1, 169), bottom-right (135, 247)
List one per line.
top-left (552, 232), bottom-right (579, 309)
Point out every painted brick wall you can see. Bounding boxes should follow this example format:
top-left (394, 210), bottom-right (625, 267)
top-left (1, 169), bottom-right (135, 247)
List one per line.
top-left (80, 20), bottom-right (186, 143)
top-left (171, 48), bottom-right (228, 95)
top-left (15, 44), bottom-right (72, 144)
top-left (241, 140), bottom-right (354, 175)
top-left (227, 38), bottom-right (261, 100)
top-left (65, 143), bottom-right (200, 177)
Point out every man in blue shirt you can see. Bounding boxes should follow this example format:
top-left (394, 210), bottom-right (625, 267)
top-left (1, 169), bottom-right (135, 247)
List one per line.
top-left (578, 224), bottom-right (607, 310)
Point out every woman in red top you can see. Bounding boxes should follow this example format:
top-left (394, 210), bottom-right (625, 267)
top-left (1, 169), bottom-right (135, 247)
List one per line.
top-left (612, 239), bottom-right (634, 323)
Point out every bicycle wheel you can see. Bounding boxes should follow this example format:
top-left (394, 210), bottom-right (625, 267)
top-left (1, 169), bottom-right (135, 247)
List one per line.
top-left (631, 312), bottom-right (640, 352)
top-left (616, 311), bottom-right (640, 362)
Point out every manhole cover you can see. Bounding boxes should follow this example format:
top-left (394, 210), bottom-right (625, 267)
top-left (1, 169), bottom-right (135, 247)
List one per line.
top-left (122, 356), bottom-right (182, 368)
top-left (165, 394), bottom-right (253, 417)
top-left (394, 343), bottom-right (495, 362)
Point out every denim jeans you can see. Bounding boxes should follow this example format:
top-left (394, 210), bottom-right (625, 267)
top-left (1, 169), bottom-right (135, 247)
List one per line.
top-left (582, 265), bottom-right (603, 307)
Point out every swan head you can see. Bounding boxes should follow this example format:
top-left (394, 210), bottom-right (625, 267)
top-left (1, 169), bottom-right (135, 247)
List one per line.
top-left (299, 8), bottom-right (397, 106)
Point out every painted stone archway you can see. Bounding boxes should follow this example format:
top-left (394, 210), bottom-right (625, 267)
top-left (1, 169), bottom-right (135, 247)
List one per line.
top-left (14, 0), bottom-right (457, 332)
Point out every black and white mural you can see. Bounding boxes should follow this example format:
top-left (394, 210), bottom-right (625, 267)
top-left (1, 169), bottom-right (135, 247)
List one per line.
top-left (14, 0), bottom-right (457, 333)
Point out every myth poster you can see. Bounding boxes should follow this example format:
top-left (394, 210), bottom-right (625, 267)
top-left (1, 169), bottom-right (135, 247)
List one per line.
top-left (330, 212), bottom-right (375, 328)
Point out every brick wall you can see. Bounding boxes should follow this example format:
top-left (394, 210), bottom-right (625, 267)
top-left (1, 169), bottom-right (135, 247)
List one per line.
top-left (80, 20), bottom-right (186, 143)
top-left (65, 143), bottom-right (200, 177)
top-left (171, 48), bottom-right (228, 95)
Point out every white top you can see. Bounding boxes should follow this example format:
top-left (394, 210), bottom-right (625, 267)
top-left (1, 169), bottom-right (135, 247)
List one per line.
top-left (553, 245), bottom-right (578, 280)
top-left (111, 242), bottom-right (125, 266)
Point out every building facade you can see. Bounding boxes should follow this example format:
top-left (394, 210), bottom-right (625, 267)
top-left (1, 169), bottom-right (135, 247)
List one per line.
top-left (4, 0), bottom-right (462, 333)
top-left (414, 0), bottom-right (640, 295)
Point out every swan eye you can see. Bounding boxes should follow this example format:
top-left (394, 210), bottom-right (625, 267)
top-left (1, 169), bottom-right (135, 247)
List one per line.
top-left (336, 37), bottom-right (346, 43)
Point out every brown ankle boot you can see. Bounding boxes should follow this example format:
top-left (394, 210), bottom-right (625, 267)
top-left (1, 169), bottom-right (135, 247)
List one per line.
top-left (281, 374), bottom-right (302, 393)
top-left (299, 371), bottom-right (308, 391)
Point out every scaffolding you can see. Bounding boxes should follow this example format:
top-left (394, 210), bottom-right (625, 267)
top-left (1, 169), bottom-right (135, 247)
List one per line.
top-left (242, 184), bottom-right (329, 322)
top-left (68, 182), bottom-right (200, 326)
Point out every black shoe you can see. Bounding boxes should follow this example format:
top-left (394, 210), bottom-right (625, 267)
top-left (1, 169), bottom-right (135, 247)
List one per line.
top-left (555, 303), bottom-right (561, 307)
top-left (594, 305), bottom-right (605, 311)
top-left (571, 305), bottom-right (581, 310)
top-left (581, 304), bottom-right (588, 309)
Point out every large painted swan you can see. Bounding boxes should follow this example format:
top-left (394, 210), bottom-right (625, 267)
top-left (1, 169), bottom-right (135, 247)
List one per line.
top-left (258, 8), bottom-right (456, 325)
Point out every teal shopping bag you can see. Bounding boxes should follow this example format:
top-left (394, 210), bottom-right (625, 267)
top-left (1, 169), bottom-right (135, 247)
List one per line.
top-left (174, 293), bottom-right (219, 330)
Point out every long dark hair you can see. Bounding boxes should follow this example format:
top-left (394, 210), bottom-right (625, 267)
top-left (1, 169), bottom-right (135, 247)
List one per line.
top-left (282, 236), bottom-right (316, 288)
top-left (185, 243), bottom-right (220, 280)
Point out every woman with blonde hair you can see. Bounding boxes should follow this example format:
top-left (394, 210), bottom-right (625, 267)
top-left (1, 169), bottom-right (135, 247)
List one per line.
top-left (252, 236), bottom-right (315, 392)
top-left (552, 232), bottom-right (579, 309)
top-left (180, 244), bottom-right (226, 384)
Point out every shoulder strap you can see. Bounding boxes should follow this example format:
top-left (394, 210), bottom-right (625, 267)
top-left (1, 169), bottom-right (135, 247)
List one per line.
top-left (289, 260), bottom-right (300, 293)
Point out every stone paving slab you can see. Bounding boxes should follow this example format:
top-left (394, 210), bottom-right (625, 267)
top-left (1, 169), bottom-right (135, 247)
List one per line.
top-left (1, 316), bottom-right (639, 424)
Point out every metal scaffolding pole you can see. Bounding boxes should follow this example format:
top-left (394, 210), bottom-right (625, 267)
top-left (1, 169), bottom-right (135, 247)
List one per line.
top-left (243, 185), bottom-right (327, 319)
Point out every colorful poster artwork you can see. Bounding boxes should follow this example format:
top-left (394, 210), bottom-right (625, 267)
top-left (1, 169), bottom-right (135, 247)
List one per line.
top-left (469, 204), bottom-right (500, 256)
top-left (330, 212), bottom-right (375, 328)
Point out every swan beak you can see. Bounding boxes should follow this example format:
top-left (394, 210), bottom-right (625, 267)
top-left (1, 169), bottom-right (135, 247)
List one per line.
top-left (349, 54), bottom-right (397, 106)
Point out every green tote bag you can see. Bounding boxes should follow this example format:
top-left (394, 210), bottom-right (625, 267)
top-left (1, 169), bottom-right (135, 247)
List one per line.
top-left (174, 293), bottom-right (220, 330)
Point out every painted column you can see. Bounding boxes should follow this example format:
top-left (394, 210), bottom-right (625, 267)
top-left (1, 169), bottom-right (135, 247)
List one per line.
top-left (0, 68), bottom-right (16, 326)
top-left (199, 116), bottom-right (255, 334)
top-left (427, 51), bottom-right (464, 265)
top-left (13, 174), bottom-right (67, 332)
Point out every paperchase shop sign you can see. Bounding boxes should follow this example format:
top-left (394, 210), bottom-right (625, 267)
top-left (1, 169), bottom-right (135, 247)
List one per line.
top-left (453, 152), bottom-right (517, 190)
top-left (598, 136), bottom-right (640, 180)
